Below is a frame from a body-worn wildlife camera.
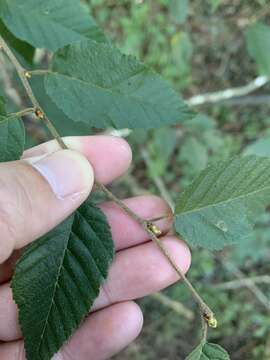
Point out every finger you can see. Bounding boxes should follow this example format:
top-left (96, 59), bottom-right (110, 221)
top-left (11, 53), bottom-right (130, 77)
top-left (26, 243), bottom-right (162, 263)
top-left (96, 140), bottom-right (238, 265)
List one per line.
top-left (23, 135), bottom-right (132, 185)
top-left (93, 236), bottom-right (191, 311)
top-left (58, 301), bottom-right (143, 360)
top-left (0, 136), bottom-right (131, 276)
top-left (0, 194), bottom-right (171, 283)
top-left (0, 236), bottom-right (190, 341)
top-left (0, 283), bottom-right (19, 340)
top-left (0, 340), bottom-right (24, 359)
top-left (99, 195), bottom-right (173, 250)
top-left (0, 150), bottom-right (94, 263)
top-left (0, 195), bottom-right (172, 283)
top-left (0, 301), bottom-right (143, 360)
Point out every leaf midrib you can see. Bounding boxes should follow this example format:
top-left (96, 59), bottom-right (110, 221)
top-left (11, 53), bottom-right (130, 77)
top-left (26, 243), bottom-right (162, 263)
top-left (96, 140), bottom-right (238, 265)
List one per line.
top-left (47, 71), bottom-right (182, 114)
top-left (36, 222), bottom-right (72, 355)
top-left (177, 183), bottom-right (270, 216)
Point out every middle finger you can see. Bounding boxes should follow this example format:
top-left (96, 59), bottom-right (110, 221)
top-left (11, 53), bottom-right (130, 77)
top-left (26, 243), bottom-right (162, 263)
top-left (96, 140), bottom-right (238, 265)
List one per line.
top-left (0, 235), bottom-right (190, 341)
top-left (0, 195), bottom-right (172, 284)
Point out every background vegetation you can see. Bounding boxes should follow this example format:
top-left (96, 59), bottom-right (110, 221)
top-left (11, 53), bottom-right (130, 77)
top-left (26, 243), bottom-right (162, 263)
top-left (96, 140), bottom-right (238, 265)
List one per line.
top-left (1, 1), bottom-right (270, 359)
top-left (93, 2), bottom-right (270, 359)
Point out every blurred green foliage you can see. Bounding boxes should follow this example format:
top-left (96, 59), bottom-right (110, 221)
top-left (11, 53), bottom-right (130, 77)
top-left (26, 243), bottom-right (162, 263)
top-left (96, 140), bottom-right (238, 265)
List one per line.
top-left (91, 0), bottom-right (194, 90)
top-left (89, 2), bottom-right (270, 359)
top-left (246, 22), bottom-right (270, 75)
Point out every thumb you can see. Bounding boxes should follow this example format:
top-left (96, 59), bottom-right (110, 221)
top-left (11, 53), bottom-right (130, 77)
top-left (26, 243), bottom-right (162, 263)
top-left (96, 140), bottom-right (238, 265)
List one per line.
top-left (0, 149), bottom-right (94, 264)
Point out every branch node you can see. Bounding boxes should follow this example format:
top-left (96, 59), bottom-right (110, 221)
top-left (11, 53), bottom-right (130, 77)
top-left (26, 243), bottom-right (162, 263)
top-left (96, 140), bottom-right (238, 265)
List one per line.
top-left (146, 222), bottom-right (162, 236)
top-left (24, 71), bottom-right (32, 79)
top-left (35, 108), bottom-right (44, 119)
top-left (203, 312), bottom-right (218, 328)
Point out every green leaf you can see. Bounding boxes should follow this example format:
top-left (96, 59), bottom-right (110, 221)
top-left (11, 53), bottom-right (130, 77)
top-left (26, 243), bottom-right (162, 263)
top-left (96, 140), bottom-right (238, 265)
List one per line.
top-left (186, 342), bottom-right (230, 360)
top-left (0, 98), bottom-right (25, 162)
top-left (243, 137), bottom-right (270, 157)
top-left (30, 76), bottom-right (92, 138)
top-left (0, 96), bottom-right (6, 115)
top-left (169, 0), bottom-right (189, 25)
top-left (45, 40), bottom-right (192, 129)
top-left (0, 0), bottom-right (106, 51)
top-left (0, 19), bottom-right (34, 63)
top-left (174, 155), bottom-right (270, 250)
top-left (183, 113), bottom-right (216, 133)
top-left (12, 200), bottom-right (114, 360)
top-left (171, 31), bottom-right (193, 71)
top-left (209, 0), bottom-right (222, 13)
top-left (178, 136), bottom-right (208, 174)
top-left (0, 117), bottom-right (25, 162)
top-left (232, 212), bottom-right (270, 263)
top-left (148, 127), bottom-right (177, 177)
top-left (245, 22), bottom-right (270, 75)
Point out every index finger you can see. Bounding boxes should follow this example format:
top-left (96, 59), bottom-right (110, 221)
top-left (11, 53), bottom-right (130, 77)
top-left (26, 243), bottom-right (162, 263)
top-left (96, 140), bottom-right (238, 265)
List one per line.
top-left (23, 135), bottom-right (132, 185)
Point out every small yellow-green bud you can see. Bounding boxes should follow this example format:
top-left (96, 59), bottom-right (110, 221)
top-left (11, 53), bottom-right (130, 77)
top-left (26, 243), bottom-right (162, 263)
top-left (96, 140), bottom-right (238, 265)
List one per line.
top-left (25, 71), bottom-right (32, 79)
top-left (208, 317), bottom-right (218, 328)
top-left (147, 223), bottom-right (162, 236)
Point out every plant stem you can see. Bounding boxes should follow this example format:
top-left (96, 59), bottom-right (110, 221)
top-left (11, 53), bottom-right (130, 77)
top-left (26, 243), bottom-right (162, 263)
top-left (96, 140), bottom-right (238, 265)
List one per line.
top-left (97, 183), bottom-right (215, 321)
top-left (187, 75), bottom-right (269, 106)
top-left (96, 182), bottom-right (146, 226)
top-left (0, 35), bottom-right (66, 149)
top-left (7, 107), bottom-right (36, 118)
top-left (146, 223), bottom-right (214, 318)
top-left (0, 35), bottom-right (216, 326)
top-left (201, 315), bottom-right (208, 343)
top-left (28, 69), bottom-right (50, 76)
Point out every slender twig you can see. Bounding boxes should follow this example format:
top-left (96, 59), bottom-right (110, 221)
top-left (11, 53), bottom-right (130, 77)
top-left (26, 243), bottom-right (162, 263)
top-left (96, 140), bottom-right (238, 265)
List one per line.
top-left (213, 275), bottom-right (270, 290)
top-left (186, 75), bottom-right (270, 106)
top-left (0, 35), bottom-right (65, 149)
top-left (222, 259), bottom-right (270, 311)
top-left (28, 69), bottom-right (50, 76)
top-left (8, 107), bottom-right (35, 118)
top-left (0, 35), bottom-right (216, 326)
top-left (119, 172), bottom-right (217, 327)
top-left (201, 315), bottom-right (208, 343)
top-left (145, 225), bottom-right (214, 321)
top-left (217, 94), bottom-right (270, 106)
top-left (0, 55), bottom-right (47, 143)
top-left (96, 182), bottom-right (146, 226)
top-left (140, 147), bottom-right (217, 324)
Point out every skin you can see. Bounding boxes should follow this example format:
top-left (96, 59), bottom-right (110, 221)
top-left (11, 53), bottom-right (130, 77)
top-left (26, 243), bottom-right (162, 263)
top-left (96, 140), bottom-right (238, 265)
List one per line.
top-left (0, 135), bottom-right (191, 360)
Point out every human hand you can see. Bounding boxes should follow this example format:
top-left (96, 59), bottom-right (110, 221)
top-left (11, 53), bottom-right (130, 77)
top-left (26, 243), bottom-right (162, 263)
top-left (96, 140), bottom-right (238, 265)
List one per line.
top-left (0, 136), bottom-right (191, 360)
